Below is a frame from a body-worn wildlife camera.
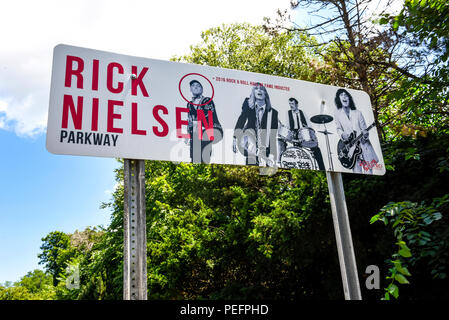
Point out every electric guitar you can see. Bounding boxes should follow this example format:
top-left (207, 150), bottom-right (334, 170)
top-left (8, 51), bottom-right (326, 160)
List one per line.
top-left (337, 122), bottom-right (376, 169)
top-left (238, 129), bottom-right (275, 167)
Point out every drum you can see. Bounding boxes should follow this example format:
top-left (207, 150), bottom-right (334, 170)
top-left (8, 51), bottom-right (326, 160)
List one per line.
top-left (280, 147), bottom-right (318, 170)
top-left (277, 124), bottom-right (294, 143)
top-left (298, 127), bottom-right (318, 148)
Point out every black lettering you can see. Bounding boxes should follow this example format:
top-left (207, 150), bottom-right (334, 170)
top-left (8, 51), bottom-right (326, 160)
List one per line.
top-left (103, 134), bottom-right (111, 146)
top-left (111, 134), bottom-right (118, 146)
top-left (60, 130), bottom-right (119, 147)
top-left (93, 133), bottom-right (103, 145)
top-left (68, 131), bottom-right (75, 143)
top-left (76, 131), bottom-right (83, 144)
top-left (60, 130), bottom-right (68, 142)
top-left (84, 132), bottom-right (92, 144)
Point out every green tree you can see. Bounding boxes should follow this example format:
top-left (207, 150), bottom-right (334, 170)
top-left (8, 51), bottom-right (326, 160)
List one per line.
top-left (266, 0), bottom-right (409, 140)
top-left (46, 227), bottom-right (109, 300)
top-left (174, 23), bottom-right (324, 83)
top-left (370, 194), bottom-right (449, 299)
top-left (0, 284), bottom-right (32, 300)
top-left (17, 269), bottom-right (54, 296)
top-left (0, 270), bottom-right (55, 300)
top-left (38, 231), bottom-right (74, 286)
top-left (378, 0), bottom-right (449, 137)
top-left (129, 162), bottom-right (336, 299)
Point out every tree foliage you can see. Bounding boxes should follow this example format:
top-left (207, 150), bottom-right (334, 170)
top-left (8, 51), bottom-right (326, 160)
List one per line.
top-left (378, 0), bottom-right (449, 138)
top-left (38, 231), bottom-right (74, 286)
top-left (371, 194), bottom-right (449, 299)
top-left (140, 163), bottom-right (336, 299)
top-left (2, 2), bottom-right (449, 301)
top-left (0, 270), bottom-right (55, 300)
top-left (173, 23), bottom-right (326, 84)
top-left (265, 0), bottom-right (410, 140)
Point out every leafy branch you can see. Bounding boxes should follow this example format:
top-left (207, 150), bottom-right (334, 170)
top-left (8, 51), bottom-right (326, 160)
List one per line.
top-left (371, 195), bottom-right (448, 299)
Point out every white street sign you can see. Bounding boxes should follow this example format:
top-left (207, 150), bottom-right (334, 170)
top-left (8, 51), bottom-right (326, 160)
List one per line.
top-left (47, 44), bottom-right (385, 175)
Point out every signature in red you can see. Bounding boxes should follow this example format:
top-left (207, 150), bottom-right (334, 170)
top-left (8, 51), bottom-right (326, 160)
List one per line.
top-left (359, 160), bottom-right (383, 171)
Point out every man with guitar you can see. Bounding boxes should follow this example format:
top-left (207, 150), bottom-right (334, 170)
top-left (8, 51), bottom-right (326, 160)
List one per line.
top-left (232, 83), bottom-right (279, 167)
top-left (334, 88), bottom-right (379, 173)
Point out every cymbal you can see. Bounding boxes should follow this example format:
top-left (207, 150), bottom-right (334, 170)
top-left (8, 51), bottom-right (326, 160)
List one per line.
top-left (310, 114), bottom-right (333, 124)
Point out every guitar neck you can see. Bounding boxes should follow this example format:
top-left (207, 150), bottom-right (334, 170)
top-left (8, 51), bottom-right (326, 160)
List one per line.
top-left (349, 122), bottom-right (376, 146)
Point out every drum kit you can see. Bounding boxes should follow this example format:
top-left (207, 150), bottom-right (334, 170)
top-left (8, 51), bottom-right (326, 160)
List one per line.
top-left (278, 113), bottom-right (334, 171)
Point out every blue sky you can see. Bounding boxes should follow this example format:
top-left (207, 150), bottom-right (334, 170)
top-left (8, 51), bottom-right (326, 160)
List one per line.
top-left (0, 131), bottom-right (118, 283)
top-left (0, 0), bottom-right (293, 284)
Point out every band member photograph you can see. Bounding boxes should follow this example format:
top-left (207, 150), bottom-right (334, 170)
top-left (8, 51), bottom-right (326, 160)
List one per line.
top-left (278, 97), bottom-right (325, 170)
top-left (334, 88), bottom-right (379, 173)
top-left (185, 79), bottom-right (222, 164)
top-left (233, 82), bottom-right (279, 167)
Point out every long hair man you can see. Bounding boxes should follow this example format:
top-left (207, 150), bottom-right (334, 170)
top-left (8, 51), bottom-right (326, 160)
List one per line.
top-left (233, 83), bottom-right (279, 167)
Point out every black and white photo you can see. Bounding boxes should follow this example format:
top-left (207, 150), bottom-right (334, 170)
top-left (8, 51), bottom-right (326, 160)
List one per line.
top-left (186, 79), bottom-right (222, 164)
top-left (334, 88), bottom-right (379, 173)
top-left (278, 97), bottom-right (325, 170)
top-left (233, 83), bottom-right (279, 167)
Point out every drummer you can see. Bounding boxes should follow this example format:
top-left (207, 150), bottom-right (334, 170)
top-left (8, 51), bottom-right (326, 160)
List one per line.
top-left (278, 97), bottom-right (325, 170)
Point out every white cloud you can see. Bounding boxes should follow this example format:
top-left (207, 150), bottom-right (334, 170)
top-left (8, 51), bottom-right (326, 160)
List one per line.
top-left (0, 100), bottom-right (7, 113)
top-left (0, 101), bottom-right (7, 130)
top-left (0, 0), bottom-right (291, 138)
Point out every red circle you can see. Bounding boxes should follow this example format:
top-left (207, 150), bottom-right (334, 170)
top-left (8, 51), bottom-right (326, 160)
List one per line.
top-left (178, 73), bottom-right (215, 106)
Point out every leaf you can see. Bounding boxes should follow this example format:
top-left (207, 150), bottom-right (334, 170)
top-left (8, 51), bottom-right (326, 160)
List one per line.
top-left (379, 17), bottom-right (389, 25)
top-left (395, 273), bottom-right (410, 284)
top-left (393, 20), bottom-right (399, 31)
top-left (370, 215), bottom-right (380, 224)
top-left (423, 216), bottom-right (433, 225)
top-left (393, 260), bottom-right (412, 276)
top-left (399, 247), bottom-right (412, 257)
top-left (433, 212), bottom-right (442, 221)
top-left (398, 243), bottom-right (412, 257)
top-left (388, 284), bottom-right (399, 299)
top-left (392, 219), bottom-right (401, 228)
top-left (398, 266), bottom-right (411, 276)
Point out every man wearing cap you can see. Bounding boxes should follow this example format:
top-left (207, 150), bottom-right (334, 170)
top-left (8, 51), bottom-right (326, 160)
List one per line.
top-left (186, 80), bottom-right (222, 163)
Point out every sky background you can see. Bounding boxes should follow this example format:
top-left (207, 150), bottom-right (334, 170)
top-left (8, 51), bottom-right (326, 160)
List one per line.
top-left (0, 0), bottom-right (402, 284)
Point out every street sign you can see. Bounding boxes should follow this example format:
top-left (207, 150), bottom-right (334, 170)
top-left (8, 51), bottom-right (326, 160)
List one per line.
top-left (47, 44), bottom-right (385, 175)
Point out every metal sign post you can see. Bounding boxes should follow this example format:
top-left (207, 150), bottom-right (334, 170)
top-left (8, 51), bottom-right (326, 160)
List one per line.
top-left (326, 171), bottom-right (362, 300)
top-left (123, 159), bottom-right (147, 300)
